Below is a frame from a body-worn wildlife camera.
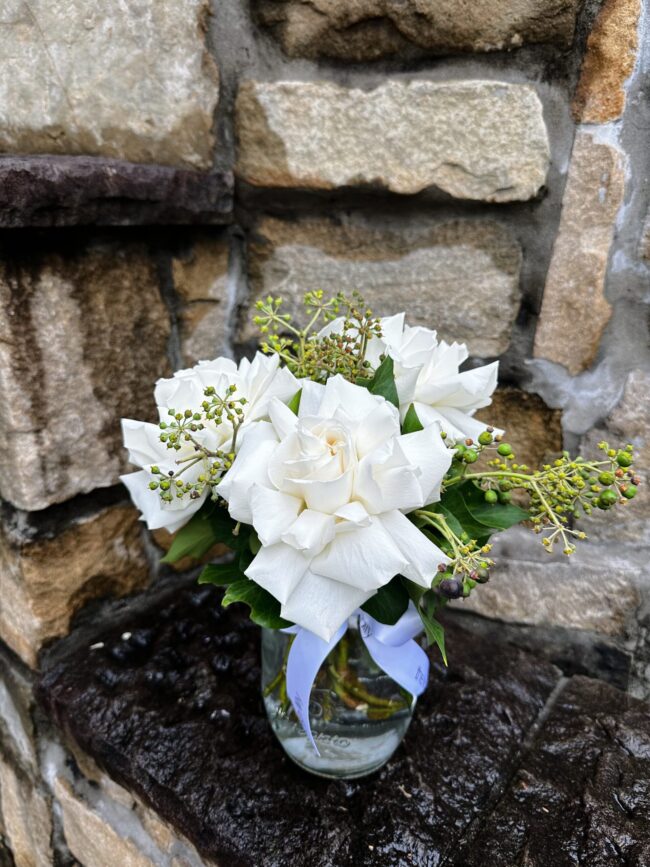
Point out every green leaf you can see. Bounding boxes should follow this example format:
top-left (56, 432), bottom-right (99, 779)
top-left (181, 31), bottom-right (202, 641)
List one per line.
top-left (402, 404), bottom-right (424, 434)
top-left (435, 485), bottom-right (491, 543)
top-left (198, 561), bottom-right (243, 586)
top-left (287, 388), bottom-right (302, 415)
top-left (402, 579), bottom-right (448, 664)
top-left (161, 500), bottom-right (238, 564)
top-left (222, 578), bottom-right (292, 629)
top-left (419, 607), bottom-right (447, 666)
top-left (359, 356), bottom-right (399, 408)
top-left (459, 482), bottom-right (529, 530)
top-left (361, 576), bottom-right (409, 624)
top-left (162, 502), bottom-right (221, 563)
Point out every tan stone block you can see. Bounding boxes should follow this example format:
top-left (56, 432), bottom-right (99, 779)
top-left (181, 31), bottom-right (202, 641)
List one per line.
top-left (459, 532), bottom-right (640, 636)
top-left (579, 368), bottom-right (650, 545)
top-left (0, 243), bottom-right (170, 510)
top-left (172, 236), bottom-right (231, 365)
top-left (475, 386), bottom-right (563, 467)
top-left (0, 760), bottom-right (52, 867)
top-left (236, 80), bottom-right (549, 202)
top-left (573, 0), bottom-right (641, 123)
top-left (0, 0), bottom-right (219, 168)
top-left (534, 132), bottom-right (625, 375)
top-left (0, 505), bottom-right (149, 668)
top-left (244, 216), bottom-right (522, 356)
top-left (255, 0), bottom-right (582, 60)
top-left (54, 777), bottom-right (156, 867)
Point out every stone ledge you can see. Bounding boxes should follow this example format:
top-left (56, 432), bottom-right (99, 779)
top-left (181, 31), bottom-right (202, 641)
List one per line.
top-left (0, 156), bottom-right (233, 227)
top-left (37, 577), bottom-right (648, 865)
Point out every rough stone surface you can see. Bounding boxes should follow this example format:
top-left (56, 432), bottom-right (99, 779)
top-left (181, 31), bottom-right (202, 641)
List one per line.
top-left (54, 777), bottom-right (156, 867)
top-left (0, 239), bottom-right (170, 511)
top-left (0, 760), bottom-right (52, 867)
top-left (573, 0), bottom-right (642, 123)
top-left (0, 157), bottom-right (233, 228)
top-left (38, 580), bottom-right (561, 867)
top-left (0, 649), bottom-right (37, 773)
top-left (534, 132), bottom-right (625, 374)
top-left (244, 216), bottom-right (522, 355)
top-left (462, 677), bottom-right (650, 866)
top-left (642, 214), bottom-right (650, 259)
top-left (0, 505), bottom-right (149, 668)
top-left (172, 235), bottom-right (232, 365)
top-left (0, 1), bottom-right (219, 169)
top-left (475, 387), bottom-right (563, 467)
top-left (579, 368), bottom-right (650, 546)
top-left (459, 528), bottom-right (642, 637)
top-left (236, 80), bottom-right (550, 202)
top-left (255, 0), bottom-right (583, 60)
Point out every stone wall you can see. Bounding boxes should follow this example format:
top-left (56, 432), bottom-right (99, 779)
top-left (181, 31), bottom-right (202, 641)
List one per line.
top-left (0, 0), bottom-right (648, 863)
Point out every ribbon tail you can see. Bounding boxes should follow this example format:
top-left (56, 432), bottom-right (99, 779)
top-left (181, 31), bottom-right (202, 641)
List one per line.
top-left (359, 606), bottom-right (429, 698)
top-left (285, 623), bottom-right (346, 755)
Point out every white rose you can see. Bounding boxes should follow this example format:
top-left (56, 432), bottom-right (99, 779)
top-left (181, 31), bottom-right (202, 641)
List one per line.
top-left (320, 313), bottom-right (499, 442)
top-left (218, 376), bottom-right (452, 641)
top-left (121, 353), bottom-right (299, 533)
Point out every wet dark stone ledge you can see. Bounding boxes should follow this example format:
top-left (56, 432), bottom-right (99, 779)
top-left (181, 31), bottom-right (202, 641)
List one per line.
top-left (38, 580), bottom-right (650, 867)
top-left (0, 156), bottom-right (233, 227)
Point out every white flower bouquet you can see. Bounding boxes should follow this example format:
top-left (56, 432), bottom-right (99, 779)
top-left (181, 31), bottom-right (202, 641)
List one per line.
top-left (122, 292), bottom-right (639, 776)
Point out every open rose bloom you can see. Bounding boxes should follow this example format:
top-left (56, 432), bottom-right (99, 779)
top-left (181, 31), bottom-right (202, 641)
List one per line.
top-left (120, 297), bottom-right (638, 775)
top-left (219, 376), bottom-right (452, 640)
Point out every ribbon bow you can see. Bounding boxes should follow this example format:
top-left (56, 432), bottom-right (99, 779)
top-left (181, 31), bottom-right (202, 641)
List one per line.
top-left (282, 603), bottom-right (429, 754)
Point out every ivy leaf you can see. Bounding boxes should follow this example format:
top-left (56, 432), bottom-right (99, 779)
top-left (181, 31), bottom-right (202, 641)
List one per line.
top-left (161, 500), bottom-right (238, 564)
top-left (287, 388), bottom-right (302, 415)
top-left (402, 404), bottom-right (424, 434)
top-left (361, 576), bottom-right (409, 624)
top-left (198, 561), bottom-right (243, 586)
top-left (222, 578), bottom-right (292, 629)
top-left (434, 485), bottom-right (491, 543)
top-left (402, 580), bottom-right (448, 665)
top-left (419, 607), bottom-right (448, 666)
top-left (358, 356), bottom-right (399, 408)
top-left (459, 482), bottom-right (529, 530)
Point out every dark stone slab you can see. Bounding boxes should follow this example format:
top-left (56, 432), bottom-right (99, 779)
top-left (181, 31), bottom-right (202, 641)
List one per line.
top-left (459, 676), bottom-right (650, 867)
top-left (38, 580), bottom-right (559, 867)
top-left (0, 156), bottom-right (233, 227)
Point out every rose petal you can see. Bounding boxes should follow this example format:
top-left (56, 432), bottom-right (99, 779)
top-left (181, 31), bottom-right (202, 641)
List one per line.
top-left (399, 427), bottom-right (453, 506)
top-left (281, 509), bottom-right (336, 558)
top-left (379, 510), bottom-right (450, 587)
top-left (218, 422), bottom-right (279, 523)
top-left (281, 569), bottom-right (371, 642)
top-left (245, 542), bottom-right (310, 605)
top-left (311, 519), bottom-right (407, 591)
top-left (249, 485), bottom-right (303, 546)
top-left (120, 470), bottom-right (207, 533)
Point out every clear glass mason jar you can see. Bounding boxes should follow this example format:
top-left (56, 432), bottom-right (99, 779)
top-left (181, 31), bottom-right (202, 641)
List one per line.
top-left (261, 617), bottom-right (416, 779)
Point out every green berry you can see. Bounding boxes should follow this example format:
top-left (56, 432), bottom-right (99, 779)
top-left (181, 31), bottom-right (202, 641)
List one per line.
top-left (498, 491), bottom-right (512, 504)
top-left (616, 451), bottom-right (633, 467)
top-left (497, 443), bottom-right (513, 457)
top-left (478, 431), bottom-right (493, 446)
top-left (463, 449), bottom-right (479, 464)
top-left (598, 471), bottom-right (615, 486)
top-left (622, 485), bottom-right (637, 499)
top-left (160, 480), bottom-right (171, 491)
top-left (484, 490), bottom-right (498, 504)
top-left (597, 489), bottom-right (618, 509)
top-left (454, 443), bottom-right (466, 456)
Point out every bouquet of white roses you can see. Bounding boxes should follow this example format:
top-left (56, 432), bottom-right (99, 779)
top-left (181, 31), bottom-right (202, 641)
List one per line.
top-left (121, 292), bottom-right (639, 762)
